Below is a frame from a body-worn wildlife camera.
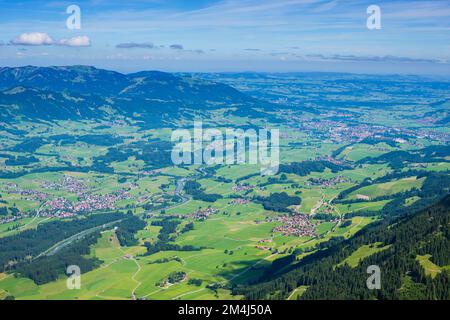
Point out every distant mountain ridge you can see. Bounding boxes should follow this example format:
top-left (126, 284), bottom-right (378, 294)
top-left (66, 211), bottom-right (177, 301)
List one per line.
top-left (0, 66), bottom-right (264, 125)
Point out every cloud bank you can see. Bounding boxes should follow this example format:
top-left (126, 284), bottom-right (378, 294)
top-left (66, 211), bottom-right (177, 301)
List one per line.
top-left (116, 42), bottom-right (155, 49)
top-left (306, 54), bottom-right (446, 64)
top-left (10, 32), bottom-right (91, 47)
top-left (11, 32), bottom-right (54, 46)
top-left (58, 36), bottom-right (91, 47)
top-left (170, 44), bottom-right (184, 50)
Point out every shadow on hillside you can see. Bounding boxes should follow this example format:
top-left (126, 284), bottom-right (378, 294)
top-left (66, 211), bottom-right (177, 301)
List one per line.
top-left (216, 258), bottom-right (273, 286)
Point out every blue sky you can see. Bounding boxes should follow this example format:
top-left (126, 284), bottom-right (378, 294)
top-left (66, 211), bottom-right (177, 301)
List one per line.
top-left (0, 0), bottom-right (449, 75)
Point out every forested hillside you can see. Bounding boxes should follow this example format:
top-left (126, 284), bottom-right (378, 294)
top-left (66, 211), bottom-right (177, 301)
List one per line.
top-left (235, 195), bottom-right (450, 300)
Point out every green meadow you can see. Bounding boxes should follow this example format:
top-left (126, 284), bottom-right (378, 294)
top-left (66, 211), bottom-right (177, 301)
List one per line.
top-left (338, 242), bottom-right (391, 268)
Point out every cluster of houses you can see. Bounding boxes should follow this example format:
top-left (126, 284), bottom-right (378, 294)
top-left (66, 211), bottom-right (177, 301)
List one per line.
top-left (255, 238), bottom-right (273, 251)
top-left (164, 207), bottom-right (219, 221)
top-left (42, 176), bottom-right (133, 217)
top-left (232, 184), bottom-right (254, 192)
top-left (0, 175), bottom-right (134, 224)
top-left (0, 183), bottom-right (44, 224)
top-left (42, 189), bottom-right (131, 217)
top-left (4, 182), bottom-right (49, 201)
top-left (229, 198), bottom-right (250, 205)
top-left (328, 123), bottom-right (375, 143)
top-left (42, 175), bottom-right (88, 196)
top-left (416, 129), bottom-right (449, 143)
top-left (0, 213), bottom-right (32, 225)
top-left (271, 214), bottom-right (317, 238)
top-left (316, 155), bottom-right (346, 166)
top-left (293, 116), bottom-right (426, 145)
top-left (141, 169), bottom-right (163, 176)
top-left (187, 207), bottom-right (218, 221)
top-left (307, 175), bottom-right (350, 187)
top-left (356, 194), bottom-right (371, 201)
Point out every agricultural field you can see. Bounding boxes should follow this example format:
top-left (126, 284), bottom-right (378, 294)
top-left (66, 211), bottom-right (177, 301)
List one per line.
top-left (0, 70), bottom-right (449, 300)
top-left (345, 177), bottom-right (425, 201)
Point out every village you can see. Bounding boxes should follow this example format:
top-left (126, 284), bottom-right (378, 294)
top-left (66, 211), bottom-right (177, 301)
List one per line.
top-left (271, 214), bottom-right (318, 238)
top-left (286, 113), bottom-right (450, 146)
top-left (264, 211), bottom-right (319, 238)
top-left (164, 207), bottom-right (219, 221)
top-left (232, 184), bottom-right (255, 192)
top-left (307, 175), bottom-right (350, 187)
top-left (0, 175), bottom-right (134, 224)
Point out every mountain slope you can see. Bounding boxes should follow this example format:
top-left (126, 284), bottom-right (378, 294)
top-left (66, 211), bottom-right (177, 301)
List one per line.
top-left (0, 86), bottom-right (108, 121)
top-left (0, 66), bottom-right (264, 125)
top-left (0, 66), bottom-right (128, 95)
top-left (235, 195), bottom-right (450, 300)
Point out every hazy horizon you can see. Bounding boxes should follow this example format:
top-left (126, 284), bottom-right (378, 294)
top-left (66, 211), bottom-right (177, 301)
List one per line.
top-left (2, 63), bottom-right (450, 79)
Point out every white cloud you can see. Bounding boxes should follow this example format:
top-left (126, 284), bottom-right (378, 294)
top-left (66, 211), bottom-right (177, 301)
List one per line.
top-left (58, 36), bottom-right (91, 47)
top-left (11, 32), bottom-right (54, 46)
top-left (10, 33), bottom-right (91, 47)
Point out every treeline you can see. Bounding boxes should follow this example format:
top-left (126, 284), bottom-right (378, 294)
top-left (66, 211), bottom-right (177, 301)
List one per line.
top-left (336, 170), bottom-right (449, 203)
top-left (233, 195), bottom-right (450, 300)
top-left (331, 144), bottom-right (351, 158)
top-left (336, 170), bottom-right (417, 201)
top-left (144, 218), bottom-right (205, 255)
top-left (4, 155), bottom-right (39, 166)
top-left (148, 256), bottom-right (182, 265)
top-left (256, 192), bottom-right (301, 212)
top-left (144, 242), bottom-right (205, 256)
top-left (314, 213), bottom-right (337, 221)
top-left (360, 137), bottom-right (399, 148)
top-left (93, 139), bottom-right (173, 171)
top-left (9, 137), bottom-right (46, 153)
top-left (184, 180), bottom-right (223, 203)
top-left (342, 172), bottom-right (450, 219)
top-left (0, 137), bottom-right (176, 179)
top-left (151, 219), bottom-right (182, 242)
top-left (7, 214), bottom-right (144, 284)
top-left (418, 236), bottom-right (450, 267)
top-left (236, 173), bottom-right (259, 183)
top-left (358, 145), bottom-right (450, 169)
top-left (181, 222), bottom-right (194, 233)
top-left (115, 215), bottom-right (146, 246)
top-left (9, 134), bottom-right (127, 155)
top-left (156, 271), bottom-right (186, 287)
top-left (16, 233), bottom-right (103, 285)
top-left (48, 134), bottom-right (125, 147)
top-left (0, 212), bottom-right (125, 272)
top-left (0, 206), bottom-right (19, 216)
top-left (279, 160), bottom-right (350, 177)
top-left (258, 175), bottom-right (293, 187)
top-left (0, 163), bottom-right (118, 179)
